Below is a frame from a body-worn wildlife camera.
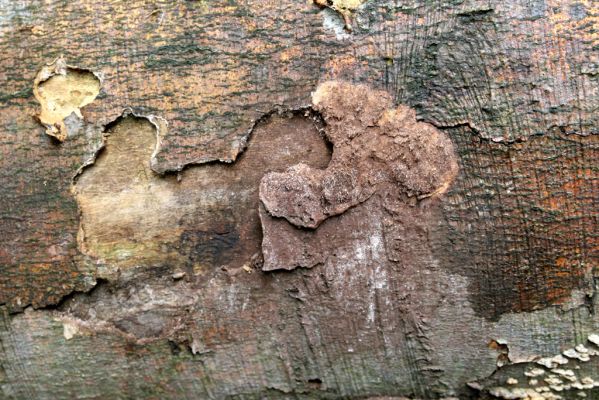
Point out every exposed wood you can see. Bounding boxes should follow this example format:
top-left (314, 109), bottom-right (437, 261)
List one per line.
top-left (0, 0), bottom-right (597, 398)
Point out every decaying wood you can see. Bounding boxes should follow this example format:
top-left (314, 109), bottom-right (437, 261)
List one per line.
top-left (0, 0), bottom-right (597, 399)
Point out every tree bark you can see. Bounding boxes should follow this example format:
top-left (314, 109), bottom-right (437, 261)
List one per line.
top-left (0, 0), bottom-right (597, 399)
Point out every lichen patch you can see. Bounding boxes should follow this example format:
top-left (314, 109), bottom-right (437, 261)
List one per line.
top-left (33, 56), bottom-right (100, 141)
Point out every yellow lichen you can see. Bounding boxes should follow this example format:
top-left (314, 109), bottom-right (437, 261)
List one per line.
top-left (33, 57), bottom-right (100, 141)
top-left (313, 0), bottom-right (366, 31)
top-left (330, 0), bottom-right (364, 11)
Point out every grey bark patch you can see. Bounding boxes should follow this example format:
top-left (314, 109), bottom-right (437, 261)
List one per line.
top-left (568, 3), bottom-right (587, 21)
top-left (64, 109), bottom-right (331, 342)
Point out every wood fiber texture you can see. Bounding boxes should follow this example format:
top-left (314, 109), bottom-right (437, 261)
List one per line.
top-left (0, 0), bottom-right (598, 399)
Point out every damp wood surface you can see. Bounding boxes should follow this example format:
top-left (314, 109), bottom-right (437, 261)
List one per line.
top-left (0, 0), bottom-right (598, 399)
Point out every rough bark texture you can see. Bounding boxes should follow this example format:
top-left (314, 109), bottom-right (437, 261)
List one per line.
top-left (0, 0), bottom-right (598, 399)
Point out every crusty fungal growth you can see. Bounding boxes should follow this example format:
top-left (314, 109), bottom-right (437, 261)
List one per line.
top-left (33, 57), bottom-right (100, 141)
top-left (473, 332), bottom-right (599, 399)
top-left (260, 81), bottom-right (459, 230)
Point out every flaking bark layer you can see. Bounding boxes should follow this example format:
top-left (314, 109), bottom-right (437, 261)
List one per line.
top-left (260, 81), bottom-right (458, 270)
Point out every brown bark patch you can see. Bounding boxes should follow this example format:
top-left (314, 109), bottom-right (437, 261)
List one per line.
top-left (434, 128), bottom-right (598, 318)
top-left (260, 81), bottom-right (458, 270)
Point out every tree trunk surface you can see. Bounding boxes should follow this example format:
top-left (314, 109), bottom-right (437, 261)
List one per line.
top-left (0, 1), bottom-right (597, 399)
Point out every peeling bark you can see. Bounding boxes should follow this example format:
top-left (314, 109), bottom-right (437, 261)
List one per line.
top-left (73, 109), bottom-right (330, 278)
top-left (260, 81), bottom-right (458, 270)
top-left (0, 0), bottom-right (598, 399)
